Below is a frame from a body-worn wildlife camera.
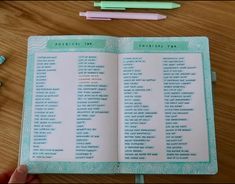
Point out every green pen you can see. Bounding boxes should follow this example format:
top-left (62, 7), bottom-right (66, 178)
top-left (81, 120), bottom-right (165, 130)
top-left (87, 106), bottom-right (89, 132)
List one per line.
top-left (94, 1), bottom-right (181, 10)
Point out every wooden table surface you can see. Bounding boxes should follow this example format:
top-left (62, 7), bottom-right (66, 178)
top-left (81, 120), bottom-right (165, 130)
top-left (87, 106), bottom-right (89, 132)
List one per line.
top-left (0, 1), bottom-right (235, 183)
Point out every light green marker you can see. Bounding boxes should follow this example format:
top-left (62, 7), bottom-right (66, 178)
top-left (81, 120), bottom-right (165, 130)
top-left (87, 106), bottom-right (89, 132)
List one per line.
top-left (94, 1), bottom-right (181, 10)
top-left (0, 55), bottom-right (6, 64)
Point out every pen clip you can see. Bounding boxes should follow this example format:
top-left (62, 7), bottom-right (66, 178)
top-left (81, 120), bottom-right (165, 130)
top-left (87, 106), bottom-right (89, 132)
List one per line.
top-left (86, 17), bottom-right (112, 20)
top-left (101, 7), bottom-right (126, 10)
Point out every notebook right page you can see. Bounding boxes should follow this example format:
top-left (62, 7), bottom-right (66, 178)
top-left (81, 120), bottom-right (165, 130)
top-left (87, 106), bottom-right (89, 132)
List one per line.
top-left (118, 37), bottom-right (217, 174)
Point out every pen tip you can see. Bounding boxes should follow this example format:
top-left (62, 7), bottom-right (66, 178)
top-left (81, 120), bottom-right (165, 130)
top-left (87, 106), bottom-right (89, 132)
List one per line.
top-left (79, 12), bottom-right (86, 16)
top-left (172, 3), bottom-right (181, 8)
top-left (159, 15), bottom-right (167, 20)
top-left (94, 2), bottom-right (101, 7)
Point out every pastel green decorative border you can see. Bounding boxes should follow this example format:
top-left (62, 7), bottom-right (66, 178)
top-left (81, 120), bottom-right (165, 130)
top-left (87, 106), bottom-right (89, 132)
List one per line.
top-left (20, 36), bottom-right (217, 174)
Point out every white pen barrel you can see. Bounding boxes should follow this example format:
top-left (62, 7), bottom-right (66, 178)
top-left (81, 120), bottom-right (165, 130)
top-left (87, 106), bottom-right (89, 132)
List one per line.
top-left (85, 11), bottom-right (166, 20)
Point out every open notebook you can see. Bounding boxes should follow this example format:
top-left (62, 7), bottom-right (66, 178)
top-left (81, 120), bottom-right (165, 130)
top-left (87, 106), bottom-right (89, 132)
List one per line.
top-left (19, 36), bottom-right (217, 174)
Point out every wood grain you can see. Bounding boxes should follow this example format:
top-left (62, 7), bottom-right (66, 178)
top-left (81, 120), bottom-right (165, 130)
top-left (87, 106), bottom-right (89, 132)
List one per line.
top-left (0, 1), bottom-right (235, 183)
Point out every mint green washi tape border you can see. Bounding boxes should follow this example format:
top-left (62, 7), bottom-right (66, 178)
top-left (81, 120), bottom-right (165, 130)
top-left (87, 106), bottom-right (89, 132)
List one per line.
top-left (47, 39), bottom-right (106, 49)
top-left (133, 41), bottom-right (188, 51)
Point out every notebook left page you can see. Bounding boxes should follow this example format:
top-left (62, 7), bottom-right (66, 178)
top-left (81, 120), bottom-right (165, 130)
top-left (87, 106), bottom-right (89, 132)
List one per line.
top-left (20, 36), bottom-right (119, 173)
